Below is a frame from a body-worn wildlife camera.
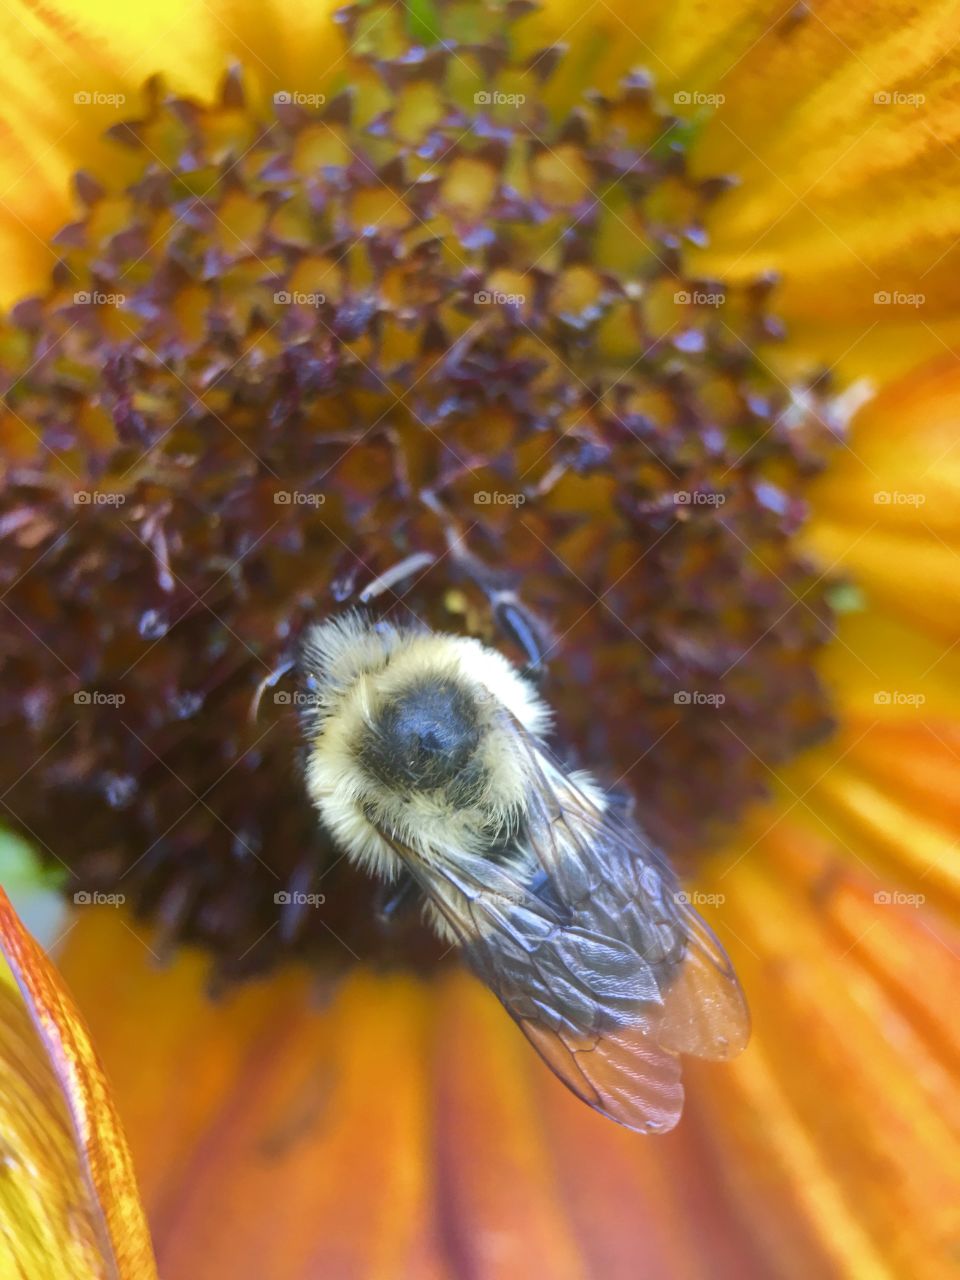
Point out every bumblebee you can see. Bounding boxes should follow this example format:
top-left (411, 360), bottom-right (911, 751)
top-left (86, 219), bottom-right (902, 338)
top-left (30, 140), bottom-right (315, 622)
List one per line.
top-left (298, 610), bottom-right (749, 1133)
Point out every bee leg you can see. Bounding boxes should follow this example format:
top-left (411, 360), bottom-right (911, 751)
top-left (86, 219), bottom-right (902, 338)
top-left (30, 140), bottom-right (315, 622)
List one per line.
top-left (249, 657), bottom-right (295, 722)
top-left (604, 783), bottom-right (638, 823)
top-left (492, 593), bottom-right (551, 685)
top-left (375, 870), bottom-right (421, 926)
top-left (431, 525), bottom-right (552, 679)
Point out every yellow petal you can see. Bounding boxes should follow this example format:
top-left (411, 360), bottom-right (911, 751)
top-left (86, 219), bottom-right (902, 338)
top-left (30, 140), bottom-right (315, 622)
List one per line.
top-left (532, 0), bottom-right (960, 380)
top-left (808, 355), bottom-right (960, 643)
top-left (0, 0), bottom-right (348, 304)
top-left (0, 0), bottom-right (231, 303)
top-left (684, 0), bottom-right (960, 378)
top-left (0, 889), bottom-right (156, 1280)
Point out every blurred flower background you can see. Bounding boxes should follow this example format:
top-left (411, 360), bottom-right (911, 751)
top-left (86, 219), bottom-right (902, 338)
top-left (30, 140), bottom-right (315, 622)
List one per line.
top-left (1, 0), bottom-right (960, 1277)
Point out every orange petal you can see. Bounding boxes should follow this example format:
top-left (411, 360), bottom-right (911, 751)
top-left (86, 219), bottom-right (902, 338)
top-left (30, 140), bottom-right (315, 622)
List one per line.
top-left (61, 918), bottom-right (421, 1278)
top-left (58, 907), bottom-right (778, 1279)
top-left (59, 909), bottom-right (448, 1280)
top-left (784, 714), bottom-right (960, 925)
top-left (431, 967), bottom-right (766, 1280)
top-left (696, 824), bottom-right (960, 1278)
top-left (0, 888), bottom-right (156, 1279)
top-left (60, 877), bottom-right (960, 1279)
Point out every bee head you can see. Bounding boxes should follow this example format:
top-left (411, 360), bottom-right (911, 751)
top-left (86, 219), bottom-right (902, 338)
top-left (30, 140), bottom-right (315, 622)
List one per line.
top-left (358, 677), bottom-right (482, 793)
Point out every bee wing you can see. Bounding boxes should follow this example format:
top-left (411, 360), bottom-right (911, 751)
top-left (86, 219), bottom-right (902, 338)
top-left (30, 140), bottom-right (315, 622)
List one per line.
top-left (461, 874), bottom-right (689, 1133)
top-left (387, 741), bottom-right (749, 1134)
top-left (523, 756), bottom-right (751, 1066)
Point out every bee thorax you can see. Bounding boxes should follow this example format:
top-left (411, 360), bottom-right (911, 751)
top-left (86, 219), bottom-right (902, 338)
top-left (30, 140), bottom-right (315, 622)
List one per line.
top-left (357, 677), bottom-right (482, 793)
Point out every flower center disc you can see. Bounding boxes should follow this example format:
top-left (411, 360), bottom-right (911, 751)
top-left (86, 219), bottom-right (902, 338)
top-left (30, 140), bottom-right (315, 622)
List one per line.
top-left (0, 0), bottom-right (837, 980)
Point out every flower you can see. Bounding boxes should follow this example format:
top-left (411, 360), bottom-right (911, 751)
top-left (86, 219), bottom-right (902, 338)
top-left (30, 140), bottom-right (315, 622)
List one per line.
top-left (1, 0), bottom-right (959, 1276)
top-left (0, 0), bottom-right (837, 979)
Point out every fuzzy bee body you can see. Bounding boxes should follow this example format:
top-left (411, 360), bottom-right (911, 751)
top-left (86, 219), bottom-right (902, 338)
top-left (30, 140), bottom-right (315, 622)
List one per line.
top-left (299, 611), bottom-right (749, 1133)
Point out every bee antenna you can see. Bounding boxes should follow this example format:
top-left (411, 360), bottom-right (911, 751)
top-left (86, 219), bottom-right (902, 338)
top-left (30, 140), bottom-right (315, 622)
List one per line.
top-left (357, 551), bottom-right (437, 603)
